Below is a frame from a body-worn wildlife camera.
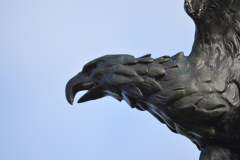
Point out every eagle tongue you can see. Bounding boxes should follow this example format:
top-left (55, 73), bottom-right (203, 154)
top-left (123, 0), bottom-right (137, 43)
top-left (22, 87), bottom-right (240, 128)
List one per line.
top-left (78, 85), bottom-right (107, 103)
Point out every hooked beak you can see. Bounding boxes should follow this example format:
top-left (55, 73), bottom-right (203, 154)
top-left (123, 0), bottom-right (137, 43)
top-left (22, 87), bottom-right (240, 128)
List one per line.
top-left (65, 73), bottom-right (96, 105)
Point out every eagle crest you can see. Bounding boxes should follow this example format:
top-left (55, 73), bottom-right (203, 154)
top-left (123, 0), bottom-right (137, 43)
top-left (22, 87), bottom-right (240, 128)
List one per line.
top-left (66, 0), bottom-right (240, 159)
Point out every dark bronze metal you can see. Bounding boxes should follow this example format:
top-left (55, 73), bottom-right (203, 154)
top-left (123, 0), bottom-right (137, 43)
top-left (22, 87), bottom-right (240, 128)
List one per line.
top-left (66, 0), bottom-right (240, 159)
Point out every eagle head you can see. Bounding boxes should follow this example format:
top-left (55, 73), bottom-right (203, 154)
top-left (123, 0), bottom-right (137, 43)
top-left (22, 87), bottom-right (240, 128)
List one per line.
top-left (65, 54), bottom-right (168, 110)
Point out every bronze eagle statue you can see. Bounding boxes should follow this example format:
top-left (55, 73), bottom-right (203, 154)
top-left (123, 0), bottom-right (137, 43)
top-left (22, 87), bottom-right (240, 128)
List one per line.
top-left (65, 0), bottom-right (240, 159)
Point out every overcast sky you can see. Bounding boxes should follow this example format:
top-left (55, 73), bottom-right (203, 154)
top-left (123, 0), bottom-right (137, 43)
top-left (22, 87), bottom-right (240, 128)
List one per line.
top-left (0, 0), bottom-right (199, 160)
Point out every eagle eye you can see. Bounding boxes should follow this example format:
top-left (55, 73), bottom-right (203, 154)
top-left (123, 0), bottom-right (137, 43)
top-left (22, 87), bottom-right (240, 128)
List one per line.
top-left (83, 67), bottom-right (94, 74)
top-left (88, 68), bottom-right (94, 73)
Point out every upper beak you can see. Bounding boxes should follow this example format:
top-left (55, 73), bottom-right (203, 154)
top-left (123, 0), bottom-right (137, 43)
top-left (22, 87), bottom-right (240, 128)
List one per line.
top-left (65, 73), bottom-right (96, 105)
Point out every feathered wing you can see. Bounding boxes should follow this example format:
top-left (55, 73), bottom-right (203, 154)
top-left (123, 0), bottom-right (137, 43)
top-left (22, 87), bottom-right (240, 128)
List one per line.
top-left (184, 0), bottom-right (240, 143)
top-left (184, 0), bottom-right (240, 93)
top-left (185, 0), bottom-right (240, 60)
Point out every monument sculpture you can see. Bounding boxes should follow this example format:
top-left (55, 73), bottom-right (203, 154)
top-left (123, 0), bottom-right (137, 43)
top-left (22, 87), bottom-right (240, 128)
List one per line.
top-left (66, 0), bottom-right (240, 159)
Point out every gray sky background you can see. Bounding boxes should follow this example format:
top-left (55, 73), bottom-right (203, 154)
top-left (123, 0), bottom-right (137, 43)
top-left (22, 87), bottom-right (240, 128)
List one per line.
top-left (0, 0), bottom-right (199, 159)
